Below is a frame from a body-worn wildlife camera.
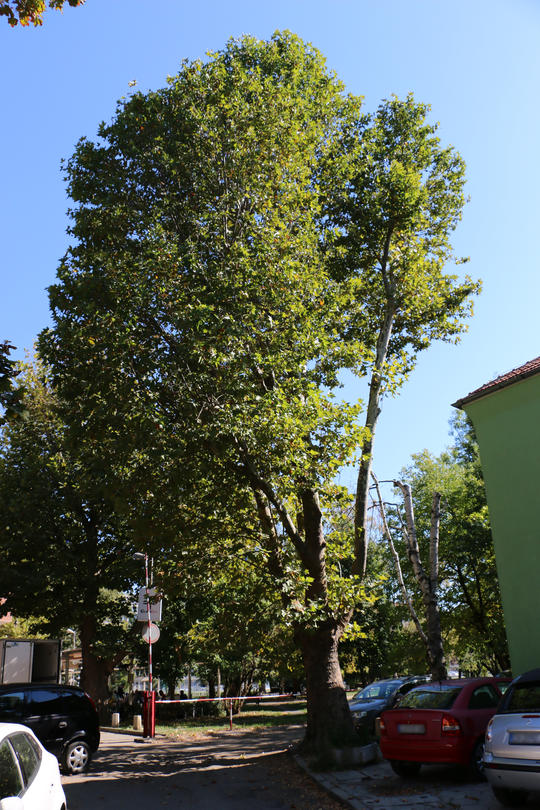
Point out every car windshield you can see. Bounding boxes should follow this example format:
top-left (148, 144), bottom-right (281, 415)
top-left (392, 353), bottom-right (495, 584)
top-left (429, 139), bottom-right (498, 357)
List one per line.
top-left (353, 681), bottom-right (401, 701)
top-left (502, 682), bottom-right (540, 713)
top-left (398, 686), bottom-right (462, 710)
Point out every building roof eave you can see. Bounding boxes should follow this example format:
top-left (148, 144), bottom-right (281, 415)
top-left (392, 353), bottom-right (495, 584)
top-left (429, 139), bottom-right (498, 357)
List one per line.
top-left (452, 355), bottom-right (540, 410)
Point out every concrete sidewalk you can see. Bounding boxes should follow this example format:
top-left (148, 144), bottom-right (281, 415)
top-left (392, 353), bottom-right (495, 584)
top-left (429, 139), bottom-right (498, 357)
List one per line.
top-left (295, 750), bottom-right (540, 809)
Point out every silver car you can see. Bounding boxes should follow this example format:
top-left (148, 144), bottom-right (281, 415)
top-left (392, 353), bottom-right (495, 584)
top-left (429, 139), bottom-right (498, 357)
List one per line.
top-left (484, 667), bottom-right (540, 806)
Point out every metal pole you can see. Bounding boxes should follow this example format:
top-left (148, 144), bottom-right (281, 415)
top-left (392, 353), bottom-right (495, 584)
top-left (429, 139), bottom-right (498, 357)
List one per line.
top-left (145, 553), bottom-right (152, 693)
top-left (145, 552), bottom-right (155, 737)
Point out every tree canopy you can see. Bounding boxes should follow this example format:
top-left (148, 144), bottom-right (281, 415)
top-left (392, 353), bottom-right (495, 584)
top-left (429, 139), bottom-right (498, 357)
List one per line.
top-left (0, 359), bottom-right (140, 701)
top-left (1, 0), bottom-right (83, 27)
top-left (321, 93), bottom-right (481, 577)
top-left (0, 342), bottom-right (25, 424)
top-left (36, 32), bottom-right (479, 753)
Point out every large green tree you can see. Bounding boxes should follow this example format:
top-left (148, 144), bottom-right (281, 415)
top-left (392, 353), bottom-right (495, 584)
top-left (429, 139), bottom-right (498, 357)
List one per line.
top-left (40, 32), bottom-right (366, 752)
top-left (39, 33), bottom-right (478, 753)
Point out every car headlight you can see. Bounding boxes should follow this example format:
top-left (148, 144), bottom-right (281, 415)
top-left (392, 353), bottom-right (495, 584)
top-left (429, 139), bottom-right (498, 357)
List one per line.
top-left (353, 710), bottom-right (367, 719)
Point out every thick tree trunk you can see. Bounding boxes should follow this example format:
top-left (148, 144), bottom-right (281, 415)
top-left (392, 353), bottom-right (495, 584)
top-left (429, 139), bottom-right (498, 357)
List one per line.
top-left (245, 471), bottom-right (357, 756)
top-left (295, 622), bottom-right (356, 753)
top-left (79, 615), bottom-right (126, 711)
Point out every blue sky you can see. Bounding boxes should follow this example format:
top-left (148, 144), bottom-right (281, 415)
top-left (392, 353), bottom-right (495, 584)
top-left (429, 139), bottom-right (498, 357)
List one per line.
top-left (1, 0), bottom-right (539, 484)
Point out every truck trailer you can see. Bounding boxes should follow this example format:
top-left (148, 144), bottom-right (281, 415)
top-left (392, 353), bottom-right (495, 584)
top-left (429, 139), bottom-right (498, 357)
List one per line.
top-left (0, 638), bottom-right (61, 684)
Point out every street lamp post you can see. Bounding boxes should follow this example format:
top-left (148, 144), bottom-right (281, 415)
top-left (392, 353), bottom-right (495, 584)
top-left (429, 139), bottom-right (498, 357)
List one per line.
top-left (133, 552), bottom-right (155, 737)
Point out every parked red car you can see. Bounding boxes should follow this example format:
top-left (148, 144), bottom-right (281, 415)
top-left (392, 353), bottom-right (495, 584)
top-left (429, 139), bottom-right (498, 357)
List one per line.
top-left (379, 678), bottom-right (510, 778)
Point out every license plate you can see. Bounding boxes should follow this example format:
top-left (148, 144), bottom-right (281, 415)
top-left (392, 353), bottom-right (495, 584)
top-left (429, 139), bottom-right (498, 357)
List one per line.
top-left (510, 731), bottom-right (540, 745)
top-left (398, 723), bottom-right (425, 734)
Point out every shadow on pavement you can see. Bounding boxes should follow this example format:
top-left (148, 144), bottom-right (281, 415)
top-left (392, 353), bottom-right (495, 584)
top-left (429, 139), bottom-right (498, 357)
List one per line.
top-left (63, 726), bottom-right (343, 810)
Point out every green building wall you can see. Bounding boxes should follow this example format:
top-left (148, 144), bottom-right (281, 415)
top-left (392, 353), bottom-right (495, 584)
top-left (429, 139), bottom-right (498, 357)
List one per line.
top-left (463, 373), bottom-right (540, 675)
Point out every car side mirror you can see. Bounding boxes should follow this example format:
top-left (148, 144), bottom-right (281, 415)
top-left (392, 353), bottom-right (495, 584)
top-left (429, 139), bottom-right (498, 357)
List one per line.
top-left (0, 799), bottom-right (25, 810)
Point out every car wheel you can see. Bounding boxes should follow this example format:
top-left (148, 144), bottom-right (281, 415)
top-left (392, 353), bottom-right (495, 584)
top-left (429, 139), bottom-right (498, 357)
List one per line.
top-left (389, 759), bottom-right (421, 778)
top-left (62, 739), bottom-right (91, 774)
top-left (470, 737), bottom-right (485, 780)
top-left (492, 786), bottom-right (528, 807)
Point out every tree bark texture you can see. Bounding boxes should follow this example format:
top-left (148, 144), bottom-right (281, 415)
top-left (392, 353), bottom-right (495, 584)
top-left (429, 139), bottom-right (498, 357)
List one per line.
top-left (295, 489), bottom-right (356, 750)
top-left (79, 615), bottom-right (117, 708)
top-left (244, 449), bottom-right (357, 753)
top-left (295, 622), bottom-right (355, 752)
top-left (250, 482), bottom-right (355, 751)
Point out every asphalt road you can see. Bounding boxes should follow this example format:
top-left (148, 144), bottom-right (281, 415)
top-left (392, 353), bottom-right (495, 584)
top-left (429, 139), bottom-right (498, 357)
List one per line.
top-left (62, 727), bottom-right (346, 810)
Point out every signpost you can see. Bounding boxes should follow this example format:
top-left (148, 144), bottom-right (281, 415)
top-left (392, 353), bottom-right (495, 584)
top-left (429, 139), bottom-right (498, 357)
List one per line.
top-left (133, 552), bottom-right (161, 738)
top-left (136, 587), bottom-right (162, 622)
top-left (141, 622), bottom-right (160, 644)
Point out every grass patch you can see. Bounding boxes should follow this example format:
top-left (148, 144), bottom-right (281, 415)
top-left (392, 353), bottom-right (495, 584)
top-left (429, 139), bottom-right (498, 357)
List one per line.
top-left (156, 697), bottom-right (307, 735)
top-left (108, 697), bottom-right (308, 736)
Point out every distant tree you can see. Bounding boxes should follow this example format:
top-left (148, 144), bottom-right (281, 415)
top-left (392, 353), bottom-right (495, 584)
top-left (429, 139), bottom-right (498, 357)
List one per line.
top-left (373, 474), bottom-right (447, 680)
top-left (0, 614), bottom-right (43, 640)
top-left (0, 359), bottom-right (139, 703)
top-left (185, 553), bottom-right (293, 705)
top-left (339, 553), bottom-right (402, 686)
top-left (372, 415), bottom-right (509, 676)
top-left (1, 0), bottom-right (83, 27)
top-left (399, 415), bottom-right (509, 673)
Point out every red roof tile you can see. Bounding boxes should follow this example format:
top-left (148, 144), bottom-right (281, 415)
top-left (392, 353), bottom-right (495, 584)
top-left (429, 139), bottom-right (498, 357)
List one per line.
top-left (453, 356), bottom-right (540, 408)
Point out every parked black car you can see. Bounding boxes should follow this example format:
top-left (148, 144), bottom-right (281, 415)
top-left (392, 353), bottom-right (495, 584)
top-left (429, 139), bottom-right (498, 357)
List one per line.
top-left (0, 683), bottom-right (100, 774)
top-left (349, 675), bottom-right (430, 734)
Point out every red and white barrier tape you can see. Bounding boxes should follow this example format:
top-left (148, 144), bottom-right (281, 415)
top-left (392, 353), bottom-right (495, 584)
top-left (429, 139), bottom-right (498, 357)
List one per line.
top-left (155, 692), bottom-right (295, 704)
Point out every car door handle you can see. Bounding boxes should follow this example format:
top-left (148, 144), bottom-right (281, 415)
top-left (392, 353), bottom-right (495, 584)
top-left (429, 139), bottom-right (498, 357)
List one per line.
top-left (58, 721), bottom-right (67, 728)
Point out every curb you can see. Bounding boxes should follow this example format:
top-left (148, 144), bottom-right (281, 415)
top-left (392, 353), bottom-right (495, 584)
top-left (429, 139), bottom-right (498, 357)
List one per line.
top-left (101, 726), bottom-right (143, 737)
top-left (293, 753), bottom-right (358, 809)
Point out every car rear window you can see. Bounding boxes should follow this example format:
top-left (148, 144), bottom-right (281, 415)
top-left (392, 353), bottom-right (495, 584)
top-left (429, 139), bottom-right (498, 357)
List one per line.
top-left (468, 684), bottom-right (501, 709)
top-left (398, 686), bottom-right (462, 710)
top-left (504, 682), bottom-right (540, 713)
top-left (354, 681), bottom-right (401, 700)
top-left (0, 739), bottom-right (23, 798)
top-left (11, 732), bottom-right (40, 787)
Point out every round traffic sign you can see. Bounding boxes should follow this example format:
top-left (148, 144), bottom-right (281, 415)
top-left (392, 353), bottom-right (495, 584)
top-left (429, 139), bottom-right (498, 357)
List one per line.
top-left (141, 622), bottom-right (160, 644)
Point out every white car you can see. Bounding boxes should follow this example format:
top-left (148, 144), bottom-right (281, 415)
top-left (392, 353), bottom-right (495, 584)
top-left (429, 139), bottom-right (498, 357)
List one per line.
top-left (0, 723), bottom-right (67, 810)
top-left (484, 668), bottom-right (540, 806)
